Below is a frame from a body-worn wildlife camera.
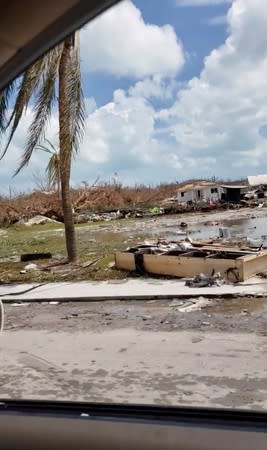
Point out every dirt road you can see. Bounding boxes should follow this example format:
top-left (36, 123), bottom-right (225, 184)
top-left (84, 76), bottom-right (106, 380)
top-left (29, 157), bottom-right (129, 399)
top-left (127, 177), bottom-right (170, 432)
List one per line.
top-left (1, 328), bottom-right (267, 409)
top-left (1, 298), bottom-right (267, 409)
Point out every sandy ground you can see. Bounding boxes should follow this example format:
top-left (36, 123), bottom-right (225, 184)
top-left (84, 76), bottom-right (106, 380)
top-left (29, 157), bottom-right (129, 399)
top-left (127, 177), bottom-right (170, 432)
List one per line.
top-left (1, 298), bottom-right (267, 409)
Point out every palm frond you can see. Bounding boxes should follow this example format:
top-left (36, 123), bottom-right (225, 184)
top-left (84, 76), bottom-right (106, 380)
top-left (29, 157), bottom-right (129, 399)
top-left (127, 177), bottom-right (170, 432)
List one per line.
top-left (45, 138), bottom-right (58, 153)
top-left (66, 32), bottom-right (85, 156)
top-left (1, 58), bottom-right (47, 158)
top-left (14, 45), bottom-right (63, 176)
top-left (46, 152), bottom-right (60, 189)
top-left (0, 82), bottom-right (15, 134)
top-left (35, 144), bottom-right (53, 154)
top-left (36, 138), bottom-right (59, 154)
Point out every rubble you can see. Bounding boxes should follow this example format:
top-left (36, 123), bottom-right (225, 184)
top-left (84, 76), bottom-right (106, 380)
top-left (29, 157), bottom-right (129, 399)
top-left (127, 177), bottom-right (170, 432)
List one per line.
top-left (19, 215), bottom-right (60, 226)
top-left (22, 263), bottom-right (39, 272)
top-left (115, 239), bottom-right (267, 282)
top-left (21, 252), bottom-right (52, 262)
top-left (185, 272), bottom-right (223, 288)
top-left (177, 297), bottom-right (210, 312)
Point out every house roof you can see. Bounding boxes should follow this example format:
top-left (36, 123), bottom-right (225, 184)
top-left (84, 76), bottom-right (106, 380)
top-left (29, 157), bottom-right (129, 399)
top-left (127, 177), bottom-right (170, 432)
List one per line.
top-left (248, 175), bottom-right (267, 187)
top-left (220, 185), bottom-right (247, 189)
top-left (177, 181), bottom-right (218, 192)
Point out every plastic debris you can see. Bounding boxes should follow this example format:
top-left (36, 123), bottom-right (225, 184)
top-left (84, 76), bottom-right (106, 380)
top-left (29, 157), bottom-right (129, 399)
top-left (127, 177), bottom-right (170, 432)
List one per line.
top-left (185, 271), bottom-right (222, 288)
top-left (24, 263), bottom-right (38, 271)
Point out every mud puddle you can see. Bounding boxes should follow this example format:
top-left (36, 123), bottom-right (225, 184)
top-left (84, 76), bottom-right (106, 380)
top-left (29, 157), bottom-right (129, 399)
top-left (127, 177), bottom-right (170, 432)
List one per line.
top-left (205, 297), bottom-right (267, 315)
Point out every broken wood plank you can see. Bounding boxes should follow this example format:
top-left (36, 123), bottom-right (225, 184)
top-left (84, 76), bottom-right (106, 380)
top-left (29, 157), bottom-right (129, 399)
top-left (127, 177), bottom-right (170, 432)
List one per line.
top-left (21, 253), bottom-right (52, 262)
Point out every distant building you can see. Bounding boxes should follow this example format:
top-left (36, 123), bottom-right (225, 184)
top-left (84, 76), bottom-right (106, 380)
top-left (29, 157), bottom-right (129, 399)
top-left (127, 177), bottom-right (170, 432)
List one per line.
top-left (176, 181), bottom-right (222, 203)
top-left (220, 185), bottom-right (248, 203)
top-left (247, 174), bottom-right (267, 199)
top-left (248, 174), bottom-right (267, 188)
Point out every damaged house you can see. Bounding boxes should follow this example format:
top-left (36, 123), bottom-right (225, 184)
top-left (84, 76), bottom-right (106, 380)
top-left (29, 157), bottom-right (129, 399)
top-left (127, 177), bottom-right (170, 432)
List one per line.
top-left (247, 174), bottom-right (267, 199)
top-left (220, 184), bottom-right (248, 203)
top-left (176, 181), bottom-right (222, 203)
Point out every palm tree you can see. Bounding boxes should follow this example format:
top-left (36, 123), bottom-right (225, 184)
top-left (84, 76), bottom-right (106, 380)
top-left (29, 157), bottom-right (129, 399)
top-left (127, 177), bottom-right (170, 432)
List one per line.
top-left (0, 34), bottom-right (84, 262)
top-left (36, 139), bottom-right (60, 196)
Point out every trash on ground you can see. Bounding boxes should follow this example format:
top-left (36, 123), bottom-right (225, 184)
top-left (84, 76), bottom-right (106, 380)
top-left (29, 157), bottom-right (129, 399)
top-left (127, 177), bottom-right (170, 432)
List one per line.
top-left (177, 297), bottom-right (210, 312)
top-left (185, 272), bottom-right (223, 288)
top-left (21, 252), bottom-right (52, 262)
top-left (257, 272), bottom-right (267, 278)
top-left (169, 299), bottom-right (184, 307)
top-left (10, 303), bottom-right (30, 307)
top-left (19, 215), bottom-right (60, 226)
top-left (23, 263), bottom-right (38, 272)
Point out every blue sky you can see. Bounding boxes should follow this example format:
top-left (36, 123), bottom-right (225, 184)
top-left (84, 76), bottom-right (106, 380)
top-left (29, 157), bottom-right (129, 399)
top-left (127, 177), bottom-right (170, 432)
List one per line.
top-left (2, 0), bottom-right (267, 192)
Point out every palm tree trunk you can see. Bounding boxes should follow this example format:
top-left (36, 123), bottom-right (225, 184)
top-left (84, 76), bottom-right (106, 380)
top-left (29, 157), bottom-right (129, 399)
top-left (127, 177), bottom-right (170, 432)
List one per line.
top-left (57, 170), bottom-right (61, 200)
top-left (58, 36), bottom-right (77, 263)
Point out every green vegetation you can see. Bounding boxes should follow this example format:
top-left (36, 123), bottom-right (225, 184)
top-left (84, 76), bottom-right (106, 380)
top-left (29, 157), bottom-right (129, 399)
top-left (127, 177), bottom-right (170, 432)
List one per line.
top-left (0, 221), bottom-right (145, 283)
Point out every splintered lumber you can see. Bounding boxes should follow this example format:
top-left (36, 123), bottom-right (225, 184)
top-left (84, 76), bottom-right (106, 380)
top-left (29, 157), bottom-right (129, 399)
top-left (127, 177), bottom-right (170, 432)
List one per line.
top-left (21, 252), bottom-right (52, 262)
top-left (115, 244), bottom-right (267, 282)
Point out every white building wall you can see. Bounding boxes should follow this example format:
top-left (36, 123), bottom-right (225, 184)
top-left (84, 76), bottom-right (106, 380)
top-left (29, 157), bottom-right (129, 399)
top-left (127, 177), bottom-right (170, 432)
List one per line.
top-left (176, 190), bottom-right (196, 202)
top-left (176, 186), bottom-right (222, 203)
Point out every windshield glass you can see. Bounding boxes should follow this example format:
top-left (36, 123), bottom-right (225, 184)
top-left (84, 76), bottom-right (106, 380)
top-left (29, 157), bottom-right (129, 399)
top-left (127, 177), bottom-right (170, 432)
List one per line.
top-left (1, 0), bottom-right (267, 410)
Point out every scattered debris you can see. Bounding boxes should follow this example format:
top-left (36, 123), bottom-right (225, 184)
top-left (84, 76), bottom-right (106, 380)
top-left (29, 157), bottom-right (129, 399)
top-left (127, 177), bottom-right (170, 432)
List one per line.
top-left (257, 272), bottom-right (267, 279)
top-left (10, 302), bottom-right (30, 307)
top-left (149, 206), bottom-right (163, 215)
top-left (169, 299), bottom-right (184, 307)
top-left (19, 215), bottom-right (60, 226)
top-left (21, 252), bottom-right (52, 262)
top-left (185, 272), bottom-right (223, 288)
top-left (140, 315), bottom-right (153, 321)
top-left (74, 214), bottom-right (89, 224)
top-left (178, 297), bottom-right (210, 312)
top-left (116, 240), bottom-right (267, 281)
top-left (23, 263), bottom-right (38, 272)
top-left (81, 258), bottom-right (102, 269)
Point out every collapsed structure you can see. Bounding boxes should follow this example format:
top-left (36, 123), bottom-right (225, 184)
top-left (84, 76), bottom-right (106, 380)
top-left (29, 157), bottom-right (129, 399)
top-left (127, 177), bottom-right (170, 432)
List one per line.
top-left (115, 240), bottom-right (267, 282)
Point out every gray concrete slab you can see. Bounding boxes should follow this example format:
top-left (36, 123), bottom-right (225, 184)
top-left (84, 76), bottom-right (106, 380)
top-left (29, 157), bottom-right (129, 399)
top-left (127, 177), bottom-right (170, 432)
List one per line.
top-left (1, 277), bottom-right (267, 302)
top-left (1, 328), bottom-right (267, 409)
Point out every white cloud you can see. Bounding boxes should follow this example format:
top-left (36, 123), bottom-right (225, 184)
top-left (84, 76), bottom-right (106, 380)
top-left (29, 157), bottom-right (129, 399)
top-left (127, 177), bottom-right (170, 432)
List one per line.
top-left (159, 0), bottom-right (267, 177)
top-left (207, 14), bottom-right (227, 25)
top-left (76, 0), bottom-right (267, 183)
top-left (84, 97), bottom-right (97, 115)
top-left (80, 0), bottom-right (184, 78)
top-left (128, 76), bottom-right (177, 100)
top-left (176, 0), bottom-right (231, 6)
top-left (71, 81), bottom-right (185, 184)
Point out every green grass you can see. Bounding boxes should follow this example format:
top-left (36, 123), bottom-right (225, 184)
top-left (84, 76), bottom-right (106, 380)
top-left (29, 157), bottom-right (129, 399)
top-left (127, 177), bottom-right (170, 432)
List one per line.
top-left (0, 221), bottom-right (144, 283)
